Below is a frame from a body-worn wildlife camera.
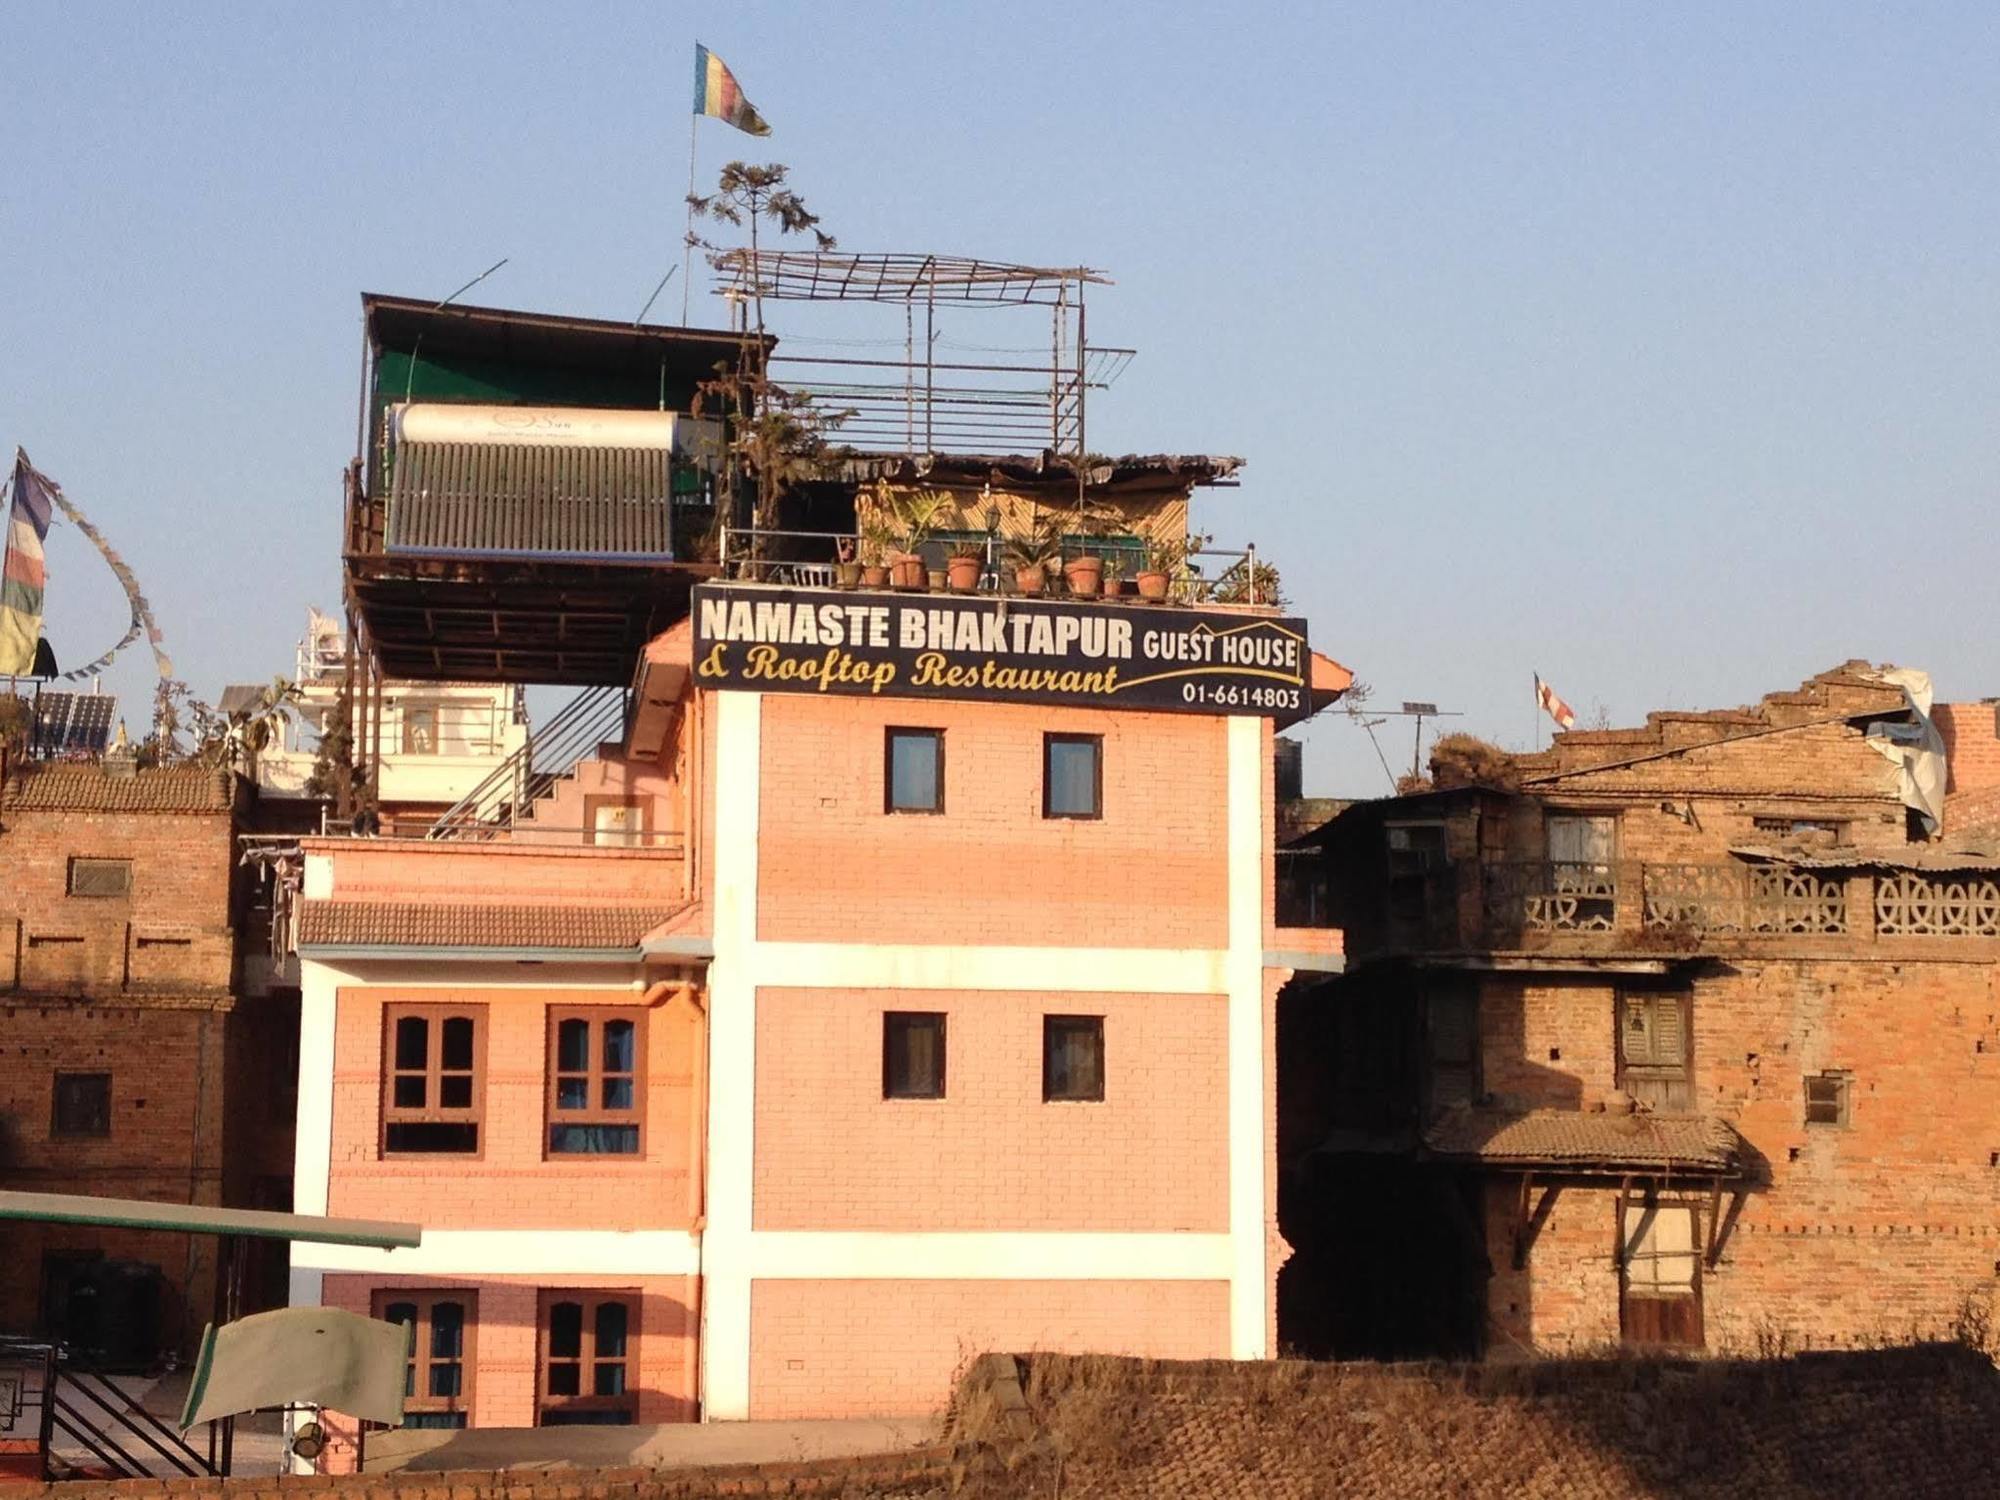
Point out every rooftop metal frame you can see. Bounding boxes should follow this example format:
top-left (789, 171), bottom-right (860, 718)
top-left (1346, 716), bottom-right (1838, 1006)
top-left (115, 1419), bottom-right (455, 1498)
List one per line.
top-left (710, 249), bottom-right (1134, 459)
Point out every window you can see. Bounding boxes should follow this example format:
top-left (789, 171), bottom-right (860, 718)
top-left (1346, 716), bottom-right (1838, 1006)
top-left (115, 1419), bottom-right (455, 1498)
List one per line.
top-left (375, 1292), bottom-right (475, 1428)
top-left (51, 1073), bottom-right (110, 1137)
top-left (885, 728), bottom-right (943, 814)
top-left (1805, 1071), bottom-right (1852, 1126)
top-left (401, 705), bottom-right (438, 755)
top-left (381, 1005), bottom-right (485, 1156)
top-left (1386, 824), bottom-right (1449, 936)
top-left (1617, 989), bottom-right (1691, 1112)
top-left (547, 1009), bottom-right (644, 1155)
top-left (586, 799), bottom-right (648, 848)
top-left (1043, 734), bottom-right (1102, 820)
top-left (1620, 1199), bottom-right (1703, 1348)
top-left (1425, 984), bottom-right (1479, 1111)
top-left (66, 859), bottom-right (131, 898)
top-left (882, 1012), bottom-right (947, 1099)
top-left (1043, 1015), bottom-right (1105, 1102)
top-left (538, 1291), bottom-right (638, 1425)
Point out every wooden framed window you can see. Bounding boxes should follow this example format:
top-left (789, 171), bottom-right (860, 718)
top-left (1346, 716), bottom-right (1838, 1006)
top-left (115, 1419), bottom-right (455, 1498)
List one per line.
top-left (1805, 1070), bottom-right (1851, 1126)
top-left (547, 1009), bottom-right (645, 1156)
top-left (67, 858), bottom-right (131, 898)
top-left (1424, 983), bottom-right (1479, 1112)
top-left (381, 1005), bottom-right (485, 1156)
top-left (1619, 1197), bottom-right (1703, 1349)
top-left (375, 1291), bottom-right (475, 1428)
top-left (51, 1073), bottom-right (111, 1137)
top-left (1043, 734), bottom-right (1103, 820)
top-left (1617, 989), bottom-right (1691, 1112)
top-left (1386, 823), bottom-right (1449, 936)
top-left (538, 1291), bottom-right (638, 1426)
top-left (882, 1012), bottom-right (946, 1099)
top-left (1043, 1015), bottom-right (1105, 1102)
top-left (885, 728), bottom-right (944, 814)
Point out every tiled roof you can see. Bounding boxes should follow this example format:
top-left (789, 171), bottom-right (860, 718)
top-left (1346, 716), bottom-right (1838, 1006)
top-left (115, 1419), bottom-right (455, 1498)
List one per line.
top-left (298, 901), bottom-right (675, 951)
top-left (1423, 1107), bottom-right (1740, 1172)
top-left (1, 765), bottom-right (234, 814)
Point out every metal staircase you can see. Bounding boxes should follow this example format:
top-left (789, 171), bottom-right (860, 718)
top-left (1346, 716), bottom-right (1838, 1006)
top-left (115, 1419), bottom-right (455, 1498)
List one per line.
top-left (427, 684), bottom-right (629, 840)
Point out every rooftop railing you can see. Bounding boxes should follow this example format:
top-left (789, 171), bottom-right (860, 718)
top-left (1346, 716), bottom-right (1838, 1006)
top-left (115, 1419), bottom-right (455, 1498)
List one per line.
top-left (717, 526), bottom-right (1278, 606)
top-left (1360, 859), bottom-right (1996, 953)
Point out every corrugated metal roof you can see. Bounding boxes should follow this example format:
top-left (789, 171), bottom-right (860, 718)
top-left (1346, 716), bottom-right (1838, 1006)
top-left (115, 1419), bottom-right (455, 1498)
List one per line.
top-left (299, 900), bottom-right (675, 951)
top-left (1424, 1108), bottom-right (1740, 1172)
top-left (385, 441), bottom-right (673, 559)
top-left (1730, 843), bottom-right (2000, 872)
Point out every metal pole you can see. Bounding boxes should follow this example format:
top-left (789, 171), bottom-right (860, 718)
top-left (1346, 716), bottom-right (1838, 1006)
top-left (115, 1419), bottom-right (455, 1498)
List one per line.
top-left (681, 111), bottom-right (700, 324)
top-left (1245, 542), bottom-right (1258, 606)
top-left (924, 271), bottom-right (936, 454)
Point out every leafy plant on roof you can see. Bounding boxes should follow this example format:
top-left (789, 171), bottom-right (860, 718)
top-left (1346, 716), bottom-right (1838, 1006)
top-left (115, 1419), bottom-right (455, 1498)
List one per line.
top-left (688, 163), bottom-right (852, 540)
top-left (1211, 555), bottom-right (1287, 608)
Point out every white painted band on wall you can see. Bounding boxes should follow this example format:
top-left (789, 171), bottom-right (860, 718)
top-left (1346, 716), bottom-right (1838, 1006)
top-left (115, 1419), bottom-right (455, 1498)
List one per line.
top-left (295, 1229), bottom-right (703, 1278)
top-left (703, 689), bottom-right (764, 1421)
top-left (1224, 714), bottom-right (1270, 1360)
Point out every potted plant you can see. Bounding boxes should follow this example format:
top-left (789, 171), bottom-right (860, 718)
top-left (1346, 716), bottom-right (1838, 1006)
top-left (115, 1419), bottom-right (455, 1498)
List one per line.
top-left (1063, 548), bottom-right (1105, 598)
top-left (858, 515), bottom-right (895, 588)
top-left (1101, 555), bottom-right (1129, 599)
top-left (888, 487), bottom-right (949, 591)
top-left (947, 538), bottom-right (984, 593)
top-left (1134, 536), bottom-right (1179, 601)
top-left (834, 536), bottom-right (863, 589)
top-left (1004, 516), bottom-right (1062, 595)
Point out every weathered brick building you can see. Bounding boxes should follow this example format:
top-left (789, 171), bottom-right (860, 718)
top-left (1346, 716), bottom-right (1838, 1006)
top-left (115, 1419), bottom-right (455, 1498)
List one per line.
top-left (0, 756), bottom-right (296, 1359)
top-left (1285, 664), bottom-right (2000, 1359)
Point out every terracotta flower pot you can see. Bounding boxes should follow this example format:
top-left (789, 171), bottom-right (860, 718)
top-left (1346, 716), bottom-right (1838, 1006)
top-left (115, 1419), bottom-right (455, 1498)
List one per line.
top-left (1135, 570), bottom-right (1171, 601)
top-left (1015, 565), bottom-right (1049, 595)
top-left (1064, 556), bottom-right (1104, 597)
top-left (835, 562), bottom-right (863, 588)
top-left (890, 555), bottom-right (927, 590)
top-left (861, 565), bottom-right (890, 588)
top-left (1103, 577), bottom-right (1128, 599)
top-left (947, 556), bottom-right (982, 592)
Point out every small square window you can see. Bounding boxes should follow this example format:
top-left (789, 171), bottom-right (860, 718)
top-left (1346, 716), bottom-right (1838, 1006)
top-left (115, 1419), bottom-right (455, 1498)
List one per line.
top-left (52, 1073), bottom-right (111, 1137)
top-left (67, 859), bottom-right (131, 898)
top-left (1043, 735), bottom-right (1102, 820)
top-left (1805, 1071), bottom-right (1851, 1126)
top-left (885, 729), bottom-right (943, 814)
top-left (1043, 1015), bottom-right (1105, 1102)
top-left (883, 1012), bottom-right (946, 1099)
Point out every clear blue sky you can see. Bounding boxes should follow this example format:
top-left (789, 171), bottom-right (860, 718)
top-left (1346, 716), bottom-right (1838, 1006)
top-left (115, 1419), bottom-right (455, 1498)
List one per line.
top-left (5, 3), bottom-right (1996, 796)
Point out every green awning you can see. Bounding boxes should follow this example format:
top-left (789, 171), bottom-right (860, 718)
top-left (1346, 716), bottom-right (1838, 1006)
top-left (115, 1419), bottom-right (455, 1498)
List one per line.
top-left (0, 1191), bottom-right (421, 1249)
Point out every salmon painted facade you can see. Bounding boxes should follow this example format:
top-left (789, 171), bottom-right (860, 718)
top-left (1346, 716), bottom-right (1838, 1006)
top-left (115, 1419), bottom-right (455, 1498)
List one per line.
top-left (285, 293), bottom-right (1351, 1454)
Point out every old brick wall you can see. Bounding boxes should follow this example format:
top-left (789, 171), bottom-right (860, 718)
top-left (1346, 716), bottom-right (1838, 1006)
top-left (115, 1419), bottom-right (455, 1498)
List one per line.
top-left (1475, 957), bottom-right (2000, 1353)
top-left (0, 773), bottom-right (243, 1351)
top-left (0, 996), bottom-right (228, 1348)
top-left (752, 986), bottom-right (1228, 1233)
top-left (324, 985), bottom-right (702, 1229)
top-left (748, 1277), bottom-right (1228, 1418)
top-left (1937, 701), bottom-right (2000, 794)
top-left (755, 695), bottom-right (1230, 949)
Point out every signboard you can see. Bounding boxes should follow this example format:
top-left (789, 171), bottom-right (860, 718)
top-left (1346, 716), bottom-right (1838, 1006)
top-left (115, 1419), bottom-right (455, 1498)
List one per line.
top-left (693, 583), bottom-right (1312, 723)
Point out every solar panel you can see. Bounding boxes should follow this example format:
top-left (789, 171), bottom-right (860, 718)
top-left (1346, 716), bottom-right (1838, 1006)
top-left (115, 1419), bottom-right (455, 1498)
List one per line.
top-left (32, 692), bottom-right (117, 756)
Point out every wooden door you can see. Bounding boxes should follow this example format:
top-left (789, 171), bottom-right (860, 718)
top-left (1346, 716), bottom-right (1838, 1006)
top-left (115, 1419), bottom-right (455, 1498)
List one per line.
top-left (1620, 1201), bottom-right (1703, 1349)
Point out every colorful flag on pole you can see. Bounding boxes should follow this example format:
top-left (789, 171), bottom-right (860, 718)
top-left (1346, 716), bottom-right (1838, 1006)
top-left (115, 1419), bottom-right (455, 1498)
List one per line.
top-left (1535, 674), bottom-right (1577, 731)
top-left (693, 44), bottom-right (771, 136)
top-left (1, 449), bottom-right (55, 676)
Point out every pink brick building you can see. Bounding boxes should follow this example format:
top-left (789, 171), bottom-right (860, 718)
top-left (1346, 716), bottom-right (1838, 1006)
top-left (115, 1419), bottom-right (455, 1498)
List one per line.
top-left (285, 294), bottom-right (1351, 1450)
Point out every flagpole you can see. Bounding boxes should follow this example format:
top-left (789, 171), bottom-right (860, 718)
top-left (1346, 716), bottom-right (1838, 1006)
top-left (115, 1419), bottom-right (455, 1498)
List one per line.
top-left (681, 110), bottom-right (699, 324)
